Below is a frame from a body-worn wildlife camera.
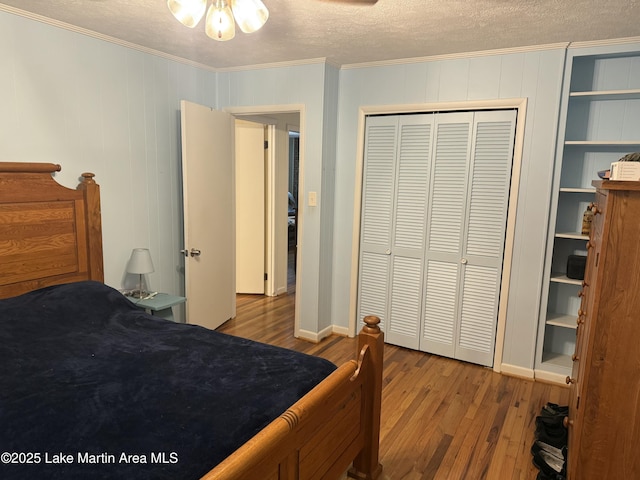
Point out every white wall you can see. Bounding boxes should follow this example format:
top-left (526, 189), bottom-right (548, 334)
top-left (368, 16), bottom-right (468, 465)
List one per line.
top-left (332, 49), bottom-right (567, 370)
top-left (0, 10), bottom-right (217, 317)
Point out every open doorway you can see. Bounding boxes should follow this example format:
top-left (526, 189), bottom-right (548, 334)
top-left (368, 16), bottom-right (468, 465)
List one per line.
top-left (287, 128), bottom-right (299, 293)
top-left (231, 108), bottom-right (302, 337)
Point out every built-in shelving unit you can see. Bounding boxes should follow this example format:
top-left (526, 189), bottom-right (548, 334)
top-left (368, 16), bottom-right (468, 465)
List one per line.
top-left (536, 45), bottom-right (640, 381)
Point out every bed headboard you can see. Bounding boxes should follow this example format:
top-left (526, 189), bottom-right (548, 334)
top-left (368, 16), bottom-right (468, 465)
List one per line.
top-left (0, 162), bottom-right (104, 299)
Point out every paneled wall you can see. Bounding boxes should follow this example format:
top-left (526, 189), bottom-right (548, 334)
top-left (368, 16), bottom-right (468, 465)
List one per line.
top-left (0, 10), bottom-right (216, 319)
top-left (217, 63), bottom-right (335, 336)
top-left (4, 8), bottom-right (631, 373)
top-left (333, 49), bottom-right (567, 372)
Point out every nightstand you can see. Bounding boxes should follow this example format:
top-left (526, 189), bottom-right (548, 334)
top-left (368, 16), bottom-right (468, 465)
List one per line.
top-left (129, 293), bottom-right (186, 321)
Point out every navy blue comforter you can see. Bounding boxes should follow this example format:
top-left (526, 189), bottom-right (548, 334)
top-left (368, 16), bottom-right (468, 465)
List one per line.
top-left (0, 281), bottom-right (336, 479)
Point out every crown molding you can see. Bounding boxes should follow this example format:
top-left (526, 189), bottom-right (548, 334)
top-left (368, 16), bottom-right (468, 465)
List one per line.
top-left (0, 4), bottom-right (219, 73)
top-left (568, 36), bottom-right (640, 49)
top-left (3, 4), bottom-right (640, 73)
top-left (341, 42), bottom-right (571, 70)
top-left (215, 57), bottom-right (331, 73)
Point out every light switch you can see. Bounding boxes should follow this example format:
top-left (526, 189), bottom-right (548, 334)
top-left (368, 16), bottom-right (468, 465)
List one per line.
top-left (308, 191), bottom-right (317, 207)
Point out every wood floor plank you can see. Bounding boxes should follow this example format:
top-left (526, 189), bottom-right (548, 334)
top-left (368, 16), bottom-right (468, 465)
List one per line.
top-left (218, 279), bottom-right (569, 480)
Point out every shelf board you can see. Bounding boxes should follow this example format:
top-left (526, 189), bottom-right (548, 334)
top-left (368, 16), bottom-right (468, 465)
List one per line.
top-left (550, 273), bottom-right (583, 285)
top-left (555, 232), bottom-right (589, 240)
top-left (569, 89), bottom-right (640, 101)
top-left (546, 312), bottom-right (578, 329)
top-left (541, 351), bottom-right (573, 369)
top-left (559, 187), bottom-right (596, 194)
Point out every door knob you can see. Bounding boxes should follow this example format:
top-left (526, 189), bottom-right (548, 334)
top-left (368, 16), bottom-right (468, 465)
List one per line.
top-left (460, 258), bottom-right (468, 264)
top-left (190, 248), bottom-right (201, 257)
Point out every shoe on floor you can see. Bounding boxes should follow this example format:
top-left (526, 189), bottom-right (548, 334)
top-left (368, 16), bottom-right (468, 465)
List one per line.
top-left (536, 470), bottom-right (566, 480)
top-left (536, 414), bottom-right (566, 429)
top-left (532, 450), bottom-right (566, 478)
top-left (535, 423), bottom-right (567, 449)
top-left (532, 440), bottom-right (566, 461)
top-left (541, 403), bottom-right (569, 417)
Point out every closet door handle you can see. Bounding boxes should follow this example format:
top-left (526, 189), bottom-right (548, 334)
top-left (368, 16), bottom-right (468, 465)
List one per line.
top-left (385, 249), bottom-right (391, 255)
top-left (460, 258), bottom-right (468, 264)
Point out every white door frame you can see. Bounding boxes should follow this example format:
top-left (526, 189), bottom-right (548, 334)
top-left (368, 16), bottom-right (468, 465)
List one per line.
top-left (349, 98), bottom-right (527, 372)
top-left (225, 104), bottom-right (305, 338)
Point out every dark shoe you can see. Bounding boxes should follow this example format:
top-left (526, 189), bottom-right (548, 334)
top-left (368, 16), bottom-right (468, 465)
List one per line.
top-left (531, 441), bottom-right (566, 462)
top-left (536, 470), bottom-right (565, 480)
top-left (536, 414), bottom-right (565, 430)
top-left (541, 402), bottom-right (569, 417)
top-left (535, 423), bottom-right (567, 449)
top-left (532, 450), bottom-right (566, 478)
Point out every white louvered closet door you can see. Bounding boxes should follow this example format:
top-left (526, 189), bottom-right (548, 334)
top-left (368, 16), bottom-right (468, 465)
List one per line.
top-left (357, 115), bottom-right (434, 347)
top-left (421, 112), bottom-right (474, 359)
top-left (421, 110), bottom-right (517, 366)
top-left (357, 116), bottom-right (398, 334)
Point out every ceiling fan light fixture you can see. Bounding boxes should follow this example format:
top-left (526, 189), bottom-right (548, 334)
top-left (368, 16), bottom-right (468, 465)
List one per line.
top-left (205, 0), bottom-right (236, 41)
top-left (167, 0), bottom-right (207, 28)
top-left (231, 0), bottom-right (269, 34)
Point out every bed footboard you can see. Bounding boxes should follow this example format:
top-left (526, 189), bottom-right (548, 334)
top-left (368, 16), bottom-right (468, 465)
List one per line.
top-left (202, 316), bottom-right (384, 480)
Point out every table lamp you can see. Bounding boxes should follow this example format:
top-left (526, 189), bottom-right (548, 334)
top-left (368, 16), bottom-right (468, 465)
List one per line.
top-left (127, 248), bottom-right (155, 298)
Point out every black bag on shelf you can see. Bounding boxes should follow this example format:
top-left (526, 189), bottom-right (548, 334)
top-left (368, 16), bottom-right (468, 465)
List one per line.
top-left (566, 255), bottom-right (587, 280)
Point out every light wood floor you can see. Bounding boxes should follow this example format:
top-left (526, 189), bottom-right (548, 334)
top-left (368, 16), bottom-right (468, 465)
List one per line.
top-left (218, 266), bottom-right (568, 480)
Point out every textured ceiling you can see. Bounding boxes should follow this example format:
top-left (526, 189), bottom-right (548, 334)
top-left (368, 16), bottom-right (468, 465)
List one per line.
top-left (1, 0), bottom-right (639, 69)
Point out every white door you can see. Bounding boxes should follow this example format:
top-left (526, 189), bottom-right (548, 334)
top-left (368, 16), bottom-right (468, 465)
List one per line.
top-left (358, 110), bottom-right (517, 367)
top-left (357, 114), bottom-right (435, 349)
top-left (180, 100), bottom-right (235, 330)
top-left (421, 110), bottom-right (517, 366)
top-left (235, 119), bottom-right (266, 294)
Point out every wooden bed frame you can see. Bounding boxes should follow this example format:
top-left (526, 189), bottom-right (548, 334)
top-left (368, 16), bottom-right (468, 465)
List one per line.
top-left (0, 162), bottom-right (384, 480)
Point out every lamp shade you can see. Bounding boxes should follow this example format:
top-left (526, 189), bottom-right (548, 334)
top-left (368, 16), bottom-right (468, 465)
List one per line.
top-left (205, 1), bottom-right (235, 40)
top-left (127, 248), bottom-right (155, 275)
top-left (231, 0), bottom-right (269, 33)
top-left (167, 0), bottom-right (207, 28)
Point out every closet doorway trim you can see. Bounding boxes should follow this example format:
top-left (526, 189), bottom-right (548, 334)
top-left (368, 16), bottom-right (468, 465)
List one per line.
top-left (348, 98), bottom-right (527, 373)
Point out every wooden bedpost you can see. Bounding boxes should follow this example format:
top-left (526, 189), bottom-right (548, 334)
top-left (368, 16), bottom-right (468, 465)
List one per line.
top-left (348, 315), bottom-right (384, 480)
top-left (77, 172), bottom-right (104, 282)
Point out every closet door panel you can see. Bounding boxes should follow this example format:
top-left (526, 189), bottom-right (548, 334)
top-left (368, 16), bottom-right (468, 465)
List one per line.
top-left (358, 115), bottom-right (434, 340)
top-left (394, 120), bottom-right (433, 251)
top-left (421, 113), bottom-right (473, 354)
top-left (357, 117), bottom-right (398, 328)
top-left (387, 255), bottom-right (423, 349)
top-left (421, 259), bottom-right (458, 358)
top-left (465, 115), bottom-right (516, 259)
top-left (427, 114), bottom-right (473, 256)
top-left (358, 251), bottom-right (390, 331)
top-left (456, 264), bottom-right (501, 365)
top-left (455, 110), bottom-right (516, 366)
top-left (385, 117), bottom-right (433, 347)
top-left (360, 119), bottom-right (397, 252)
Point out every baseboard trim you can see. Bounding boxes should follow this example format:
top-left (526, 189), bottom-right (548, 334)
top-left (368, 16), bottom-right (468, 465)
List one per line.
top-left (331, 325), bottom-right (350, 337)
top-left (296, 325), bottom-right (333, 343)
top-left (500, 363), bottom-right (535, 380)
top-left (534, 369), bottom-right (569, 386)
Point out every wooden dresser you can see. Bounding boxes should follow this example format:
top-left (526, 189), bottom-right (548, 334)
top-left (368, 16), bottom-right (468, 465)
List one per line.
top-left (565, 180), bottom-right (640, 479)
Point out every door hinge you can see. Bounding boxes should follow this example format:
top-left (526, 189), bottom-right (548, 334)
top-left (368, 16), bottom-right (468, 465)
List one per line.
top-left (264, 273), bottom-right (268, 281)
top-left (264, 140), bottom-right (268, 149)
